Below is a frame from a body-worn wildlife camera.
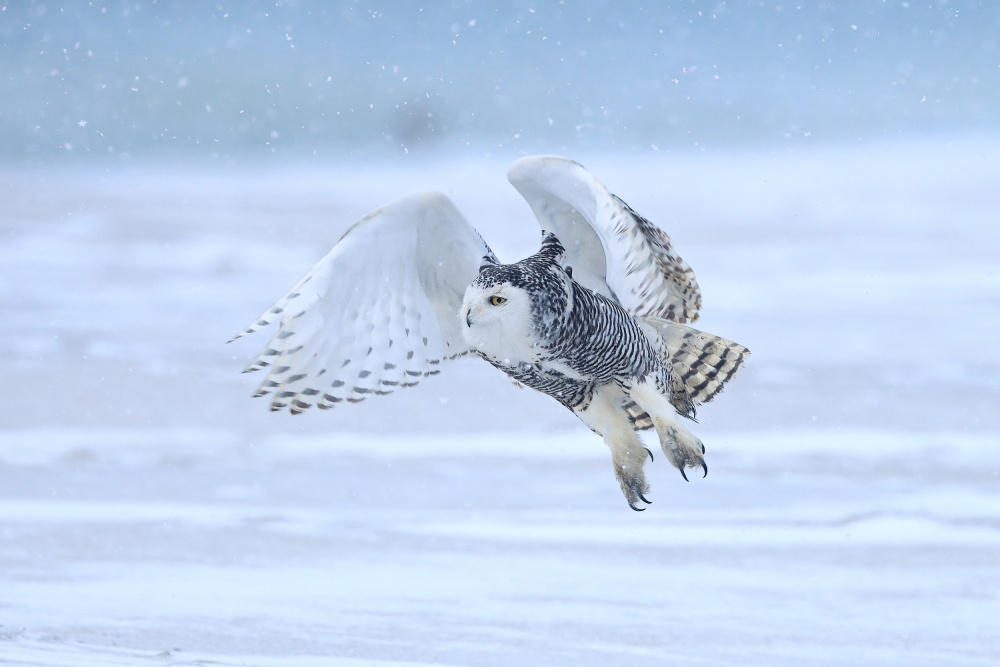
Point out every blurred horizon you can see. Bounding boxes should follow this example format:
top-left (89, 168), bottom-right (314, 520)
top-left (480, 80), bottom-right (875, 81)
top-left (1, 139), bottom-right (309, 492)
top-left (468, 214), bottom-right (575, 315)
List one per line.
top-left (3, 0), bottom-right (998, 165)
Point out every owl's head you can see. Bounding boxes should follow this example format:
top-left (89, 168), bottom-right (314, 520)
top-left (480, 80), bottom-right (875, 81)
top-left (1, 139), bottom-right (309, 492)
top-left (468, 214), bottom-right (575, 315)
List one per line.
top-left (460, 232), bottom-right (573, 366)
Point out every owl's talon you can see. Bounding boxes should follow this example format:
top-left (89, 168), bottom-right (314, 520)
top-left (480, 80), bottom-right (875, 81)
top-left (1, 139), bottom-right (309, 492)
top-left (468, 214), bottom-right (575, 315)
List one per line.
top-left (701, 461), bottom-right (708, 478)
top-left (628, 501), bottom-right (645, 512)
top-left (637, 491), bottom-right (652, 504)
top-left (644, 447), bottom-right (654, 463)
top-left (680, 467), bottom-right (690, 482)
top-left (701, 443), bottom-right (706, 454)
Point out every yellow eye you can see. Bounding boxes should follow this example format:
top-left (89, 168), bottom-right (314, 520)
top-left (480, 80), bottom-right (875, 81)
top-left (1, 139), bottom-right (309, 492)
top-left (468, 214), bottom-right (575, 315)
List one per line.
top-left (489, 295), bottom-right (507, 306)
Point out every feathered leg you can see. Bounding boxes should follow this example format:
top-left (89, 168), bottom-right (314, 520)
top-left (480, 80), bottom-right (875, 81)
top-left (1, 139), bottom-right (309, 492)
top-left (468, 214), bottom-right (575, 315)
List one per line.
top-left (574, 385), bottom-right (652, 511)
top-left (627, 376), bottom-right (707, 481)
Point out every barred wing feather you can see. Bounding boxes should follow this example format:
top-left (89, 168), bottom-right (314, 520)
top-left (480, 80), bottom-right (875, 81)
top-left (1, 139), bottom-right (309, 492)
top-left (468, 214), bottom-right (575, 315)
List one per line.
top-left (229, 191), bottom-right (489, 414)
top-left (507, 155), bottom-right (702, 323)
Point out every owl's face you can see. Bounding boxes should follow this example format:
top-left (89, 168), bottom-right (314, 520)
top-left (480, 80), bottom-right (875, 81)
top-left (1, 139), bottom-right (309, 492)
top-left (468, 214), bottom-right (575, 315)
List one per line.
top-left (462, 235), bottom-right (573, 367)
top-left (460, 277), bottom-right (538, 367)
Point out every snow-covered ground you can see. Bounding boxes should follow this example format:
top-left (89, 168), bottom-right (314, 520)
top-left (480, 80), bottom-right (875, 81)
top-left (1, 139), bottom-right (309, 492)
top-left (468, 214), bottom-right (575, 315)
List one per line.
top-left (1, 137), bottom-right (998, 665)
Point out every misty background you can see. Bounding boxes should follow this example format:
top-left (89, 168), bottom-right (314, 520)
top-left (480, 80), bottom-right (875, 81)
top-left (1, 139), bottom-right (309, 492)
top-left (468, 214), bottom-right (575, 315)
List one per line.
top-left (3, 0), bottom-right (998, 163)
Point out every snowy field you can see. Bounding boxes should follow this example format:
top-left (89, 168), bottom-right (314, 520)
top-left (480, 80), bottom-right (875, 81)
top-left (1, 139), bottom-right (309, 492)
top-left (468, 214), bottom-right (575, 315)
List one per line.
top-left (1, 137), bottom-right (998, 665)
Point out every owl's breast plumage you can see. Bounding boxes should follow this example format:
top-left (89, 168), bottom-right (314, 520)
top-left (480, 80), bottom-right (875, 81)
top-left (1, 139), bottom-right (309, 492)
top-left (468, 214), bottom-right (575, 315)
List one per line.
top-left (486, 280), bottom-right (660, 411)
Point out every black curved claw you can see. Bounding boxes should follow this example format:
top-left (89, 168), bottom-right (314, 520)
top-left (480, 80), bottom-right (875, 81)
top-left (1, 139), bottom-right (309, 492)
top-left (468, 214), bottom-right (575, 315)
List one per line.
top-left (701, 443), bottom-right (706, 454)
top-left (680, 467), bottom-right (690, 482)
top-left (637, 491), bottom-right (652, 505)
top-left (644, 447), bottom-right (654, 463)
top-left (702, 461), bottom-right (709, 478)
top-left (628, 501), bottom-right (646, 512)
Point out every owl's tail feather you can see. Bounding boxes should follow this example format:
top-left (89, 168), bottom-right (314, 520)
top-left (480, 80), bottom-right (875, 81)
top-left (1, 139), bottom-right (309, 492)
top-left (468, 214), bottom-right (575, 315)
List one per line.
top-left (646, 318), bottom-right (750, 407)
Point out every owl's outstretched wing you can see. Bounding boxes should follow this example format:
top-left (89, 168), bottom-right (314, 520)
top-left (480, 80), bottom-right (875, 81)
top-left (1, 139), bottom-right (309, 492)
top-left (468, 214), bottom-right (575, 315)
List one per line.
top-left (229, 191), bottom-right (489, 414)
top-left (507, 155), bottom-right (701, 323)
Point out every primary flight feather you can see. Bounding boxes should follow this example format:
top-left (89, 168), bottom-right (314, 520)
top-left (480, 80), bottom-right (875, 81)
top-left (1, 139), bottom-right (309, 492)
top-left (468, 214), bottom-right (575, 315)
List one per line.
top-left (231, 156), bottom-right (749, 510)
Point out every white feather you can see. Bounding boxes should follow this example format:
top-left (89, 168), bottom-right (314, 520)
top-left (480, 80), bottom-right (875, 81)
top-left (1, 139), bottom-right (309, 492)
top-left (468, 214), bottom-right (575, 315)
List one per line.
top-left (229, 191), bottom-right (489, 413)
top-left (507, 155), bottom-right (702, 323)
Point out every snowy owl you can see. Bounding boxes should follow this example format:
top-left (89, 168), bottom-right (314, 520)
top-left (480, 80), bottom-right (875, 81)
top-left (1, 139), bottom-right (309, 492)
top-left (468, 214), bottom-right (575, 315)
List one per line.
top-left (230, 156), bottom-right (749, 510)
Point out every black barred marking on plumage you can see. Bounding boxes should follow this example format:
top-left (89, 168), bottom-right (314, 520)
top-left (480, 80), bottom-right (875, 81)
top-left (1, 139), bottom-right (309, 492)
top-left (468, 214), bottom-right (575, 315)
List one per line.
top-left (622, 399), bottom-right (654, 431)
top-left (611, 195), bottom-right (701, 324)
top-left (245, 302), bottom-right (460, 411)
top-left (473, 237), bottom-right (667, 412)
top-left (656, 322), bottom-right (750, 406)
top-left (691, 377), bottom-right (712, 394)
top-left (235, 250), bottom-right (477, 414)
top-left (251, 332), bottom-right (459, 413)
top-left (467, 230), bottom-right (745, 428)
top-left (680, 347), bottom-right (726, 384)
top-left (706, 350), bottom-right (746, 402)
